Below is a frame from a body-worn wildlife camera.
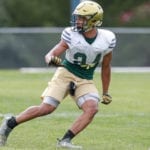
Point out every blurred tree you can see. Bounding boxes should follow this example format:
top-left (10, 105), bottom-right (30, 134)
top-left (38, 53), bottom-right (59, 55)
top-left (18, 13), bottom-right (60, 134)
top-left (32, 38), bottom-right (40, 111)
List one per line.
top-left (0, 0), bottom-right (12, 26)
top-left (119, 2), bottom-right (150, 26)
top-left (92, 0), bottom-right (150, 27)
top-left (0, 0), bottom-right (70, 27)
top-left (0, 0), bottom-right (149, 27)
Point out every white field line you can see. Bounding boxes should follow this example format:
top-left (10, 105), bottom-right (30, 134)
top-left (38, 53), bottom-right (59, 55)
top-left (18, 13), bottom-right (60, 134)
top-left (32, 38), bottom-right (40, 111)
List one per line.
top-left (0, 112), bottom-right (148, 119)
top-left (45, 112), bottom-right (148, 118)
top-left (111, 67), bottom-right (150, 73)
top-left (20, 67), bottom-right (150, 73)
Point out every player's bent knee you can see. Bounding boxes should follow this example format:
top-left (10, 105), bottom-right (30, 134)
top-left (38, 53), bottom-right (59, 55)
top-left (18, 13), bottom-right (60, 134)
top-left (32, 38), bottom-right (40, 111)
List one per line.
top-left (43, 96), bottom-right (60, 108)
top-left (86, 105), bottom-right (99, 116)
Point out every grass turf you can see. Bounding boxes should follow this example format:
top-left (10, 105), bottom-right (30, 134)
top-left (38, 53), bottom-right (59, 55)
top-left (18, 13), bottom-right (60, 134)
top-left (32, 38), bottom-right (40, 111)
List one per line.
top-left (0, 70), bottom-right (149, 150)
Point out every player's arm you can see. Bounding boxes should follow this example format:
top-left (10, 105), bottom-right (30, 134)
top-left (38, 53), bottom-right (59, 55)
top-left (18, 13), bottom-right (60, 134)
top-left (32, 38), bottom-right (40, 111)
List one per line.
top-left (101, 52), bottom-right (112, 104)
top-left (45, 39), bottom-right (68, 66)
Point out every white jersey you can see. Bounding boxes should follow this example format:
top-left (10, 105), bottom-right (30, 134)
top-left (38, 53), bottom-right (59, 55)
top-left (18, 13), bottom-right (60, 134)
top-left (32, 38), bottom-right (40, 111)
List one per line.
top-left (61, 27), bottom-right (116, 79)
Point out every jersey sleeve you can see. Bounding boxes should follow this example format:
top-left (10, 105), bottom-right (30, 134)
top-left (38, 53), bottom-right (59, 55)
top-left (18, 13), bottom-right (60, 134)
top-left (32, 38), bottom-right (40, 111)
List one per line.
top-left (61, 28), bottom-right (71, 47)
top-left (104, 31), bottom-right (116, 55)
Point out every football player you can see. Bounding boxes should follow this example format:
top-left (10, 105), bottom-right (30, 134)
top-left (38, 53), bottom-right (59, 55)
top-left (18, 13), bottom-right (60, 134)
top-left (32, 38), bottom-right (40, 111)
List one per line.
top-left (0, 1), bottom-right (116, 149)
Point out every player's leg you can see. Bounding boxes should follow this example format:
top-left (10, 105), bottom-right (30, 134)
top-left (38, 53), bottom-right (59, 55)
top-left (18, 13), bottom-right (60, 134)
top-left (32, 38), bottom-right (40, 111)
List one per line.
top-left (0, 67), bottom-right (70, 146)
top-left (57, 93), bottom-right (99, 149)
top-left (70, 96), bottom-right (99, 134)
top-left (15, 98), bottom-right (59, 124)
top-left (65, 80), bottom-right (100, 141)
top-left (0, 96), bottom-right (59, 146)
top-left (57, 78), bottom-right (100, 149)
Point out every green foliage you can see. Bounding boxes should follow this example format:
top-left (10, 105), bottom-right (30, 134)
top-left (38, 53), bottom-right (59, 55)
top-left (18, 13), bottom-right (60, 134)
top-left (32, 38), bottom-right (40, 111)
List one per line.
top-left (0, 70), bottom-right (150, 150)
top-left (0, 0), bottom-right (70, 27)
top-left (0, 0), bottom-right (150, 27)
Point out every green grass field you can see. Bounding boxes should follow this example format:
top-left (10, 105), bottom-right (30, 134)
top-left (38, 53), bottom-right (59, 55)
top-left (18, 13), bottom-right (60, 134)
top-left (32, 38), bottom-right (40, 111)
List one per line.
top-left (0, 70), bottom-right (150, 150)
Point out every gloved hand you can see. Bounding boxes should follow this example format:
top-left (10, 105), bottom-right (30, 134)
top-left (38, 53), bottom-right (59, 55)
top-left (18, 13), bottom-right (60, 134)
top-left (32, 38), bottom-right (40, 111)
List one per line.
top-left (48, 56), bottom-right (62, 66)
top-left (101, 93), bottom-right (112, 105)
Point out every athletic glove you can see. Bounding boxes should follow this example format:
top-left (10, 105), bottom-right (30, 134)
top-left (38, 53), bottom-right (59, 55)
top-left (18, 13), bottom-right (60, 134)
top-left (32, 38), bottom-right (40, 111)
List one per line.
top-left (48, 56), bottom-right (62, 66)
top-left (101, 93), bottom-right (112, 105)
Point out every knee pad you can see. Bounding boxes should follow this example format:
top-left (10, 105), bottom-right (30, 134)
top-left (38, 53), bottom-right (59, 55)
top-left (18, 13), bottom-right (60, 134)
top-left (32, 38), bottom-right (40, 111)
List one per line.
top-left (77, 93), bottom-right (100, 108)
top-left (43, 96), bottom-right (60, 108)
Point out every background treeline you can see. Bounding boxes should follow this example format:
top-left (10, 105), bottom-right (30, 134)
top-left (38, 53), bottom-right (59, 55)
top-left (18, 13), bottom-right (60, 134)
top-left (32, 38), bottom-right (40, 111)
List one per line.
top-left (0, 0), bottom-right (150, 27)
